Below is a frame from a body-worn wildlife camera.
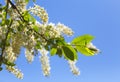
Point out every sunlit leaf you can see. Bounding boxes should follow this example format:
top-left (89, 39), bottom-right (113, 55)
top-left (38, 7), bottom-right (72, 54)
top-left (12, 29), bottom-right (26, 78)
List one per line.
top-left (76, 46), bottom-right (95, 56)
top-left (71, 34), bottom-right (95, 56)
top-left (71, 34), bottom-right (94, 46)
top-left (50, 48), bottom-right (57, 56)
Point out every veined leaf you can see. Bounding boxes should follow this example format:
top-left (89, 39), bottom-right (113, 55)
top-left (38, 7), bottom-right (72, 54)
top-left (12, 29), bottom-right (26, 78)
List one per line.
top-left (71, 34), bottom-right (95, 56)
top-left (71, 34), bottom-right (94, 45)
top-left (76, 46), bottom-right (95, 56)
top-left (62, 46), bottom-right (78, 61)
top-left (50, 48), bottom-right (57, 56)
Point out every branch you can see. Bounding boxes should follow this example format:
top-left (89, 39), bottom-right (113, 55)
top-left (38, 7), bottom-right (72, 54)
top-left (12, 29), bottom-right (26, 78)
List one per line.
top-left (8, 0), bottom-right (83, 48)
top-left (8, 0), bottom-right (50, 44)
top-left (8, 0), bottom-right (24, 21)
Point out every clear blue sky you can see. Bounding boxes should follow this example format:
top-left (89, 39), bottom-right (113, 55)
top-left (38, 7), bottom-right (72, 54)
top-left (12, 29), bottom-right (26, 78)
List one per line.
top-left (0, 0), bottom-right (120, 82)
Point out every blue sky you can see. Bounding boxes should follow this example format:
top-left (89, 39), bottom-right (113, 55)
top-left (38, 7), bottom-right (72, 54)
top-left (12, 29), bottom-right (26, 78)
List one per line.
top-left (0, 0), bottom-right (120, 82)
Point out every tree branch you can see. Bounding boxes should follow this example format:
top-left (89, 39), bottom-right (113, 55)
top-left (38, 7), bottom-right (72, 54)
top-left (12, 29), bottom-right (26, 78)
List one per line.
top-left (8, 0), bottom-right (24, 21)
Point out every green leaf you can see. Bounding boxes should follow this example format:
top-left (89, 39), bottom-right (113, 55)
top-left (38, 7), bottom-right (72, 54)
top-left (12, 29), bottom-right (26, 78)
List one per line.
top-left (62, 46), bottom-right (78, 61)
top-left (71, 34), bottom-right (94, 45)
top-left (76, 46), bottom-right (95, 56)
top-left (71, 34), bottom-right (95, 56)
top-left (33, 25), bottom-right (39, 32)
top-left (50, 48), bottom-right (57, 56)
top-left (56, 48), bottom-right (63, 57)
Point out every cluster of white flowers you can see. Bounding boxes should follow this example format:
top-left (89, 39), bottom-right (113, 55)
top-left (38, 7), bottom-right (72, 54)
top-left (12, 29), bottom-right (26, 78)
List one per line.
top-left (15, 0), bottom-right (27, 11)
top-left (45, 23), bottom-right (61, 38)
top-left (25, 49), bottom-right (34, 63)
top-left (86, 42), bottom-right (100, 54)
top-left (0, 25), bottom-right (7, 40)
top-left (24, 34), bottom-right (36, 50)
top-left (56, 23), bottom-right (74, 36)
top-left (8, 0), bottom-right (27, 20)
top-left (68, 60), bottom-right (80, 75)
top-left (45, 23), bottom-right (74, 38)
top-left (39, 48), bottom-right (51, 76)
top-left (4, 46), bottom-right (17, 63)
top-left (29, 4), bottom-right (48, 23)
top-left (6, 66), bottom-right (23, 79)
top-left (11, 33), bottom-right (24, 55)
top-left (34, 21), bottom-right (74, 39)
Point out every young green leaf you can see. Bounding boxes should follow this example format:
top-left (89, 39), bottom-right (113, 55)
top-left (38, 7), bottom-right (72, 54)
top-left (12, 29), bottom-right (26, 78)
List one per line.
top-left (50, 48), bottom-right (57, 56)
top-left (71, 34), bottom-right (94, 45)
top-left (62, 46), bottom-right (78, 61)
top-left (71, 34), bottom-right (95, 56)
top-left (76, 46), bottom-right (95, 56)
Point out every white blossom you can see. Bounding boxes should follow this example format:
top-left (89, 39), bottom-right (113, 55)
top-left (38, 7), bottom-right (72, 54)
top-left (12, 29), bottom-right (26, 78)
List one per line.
top-left (6, 66), bottom-right (23, 79)
top-left (29, 4), bottom-right (48, 23)
top-left (39, 48), bottom-right (51, 76)
top-left (68, 60), bottom-right (80, 75)
top-left (4, 46), bottom-right (17, 63)
top-left (25, 49), bottom-right (34, 63)
top-left (56, 23), bottom-right (74, 36)
top-left (15, 0), bottom-right (27, 11)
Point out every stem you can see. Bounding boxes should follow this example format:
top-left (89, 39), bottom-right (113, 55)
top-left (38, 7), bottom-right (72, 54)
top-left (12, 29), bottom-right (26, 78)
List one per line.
top-left (8, 0), bottom-right (24, 21)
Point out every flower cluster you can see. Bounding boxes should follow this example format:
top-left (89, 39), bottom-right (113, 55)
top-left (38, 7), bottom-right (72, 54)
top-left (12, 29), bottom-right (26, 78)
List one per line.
top-left (4, 46), bottom-right (17, 63)
top-left (56, 23), bottom-right (74, 36)
top-left (8, 0), bottom-right (27, 20)
top-left (15, 0), bottom-right (27, 11)
top-left (39, 48), bottom-right (51, 76)
top-left (29, 4), bottom-right (48, 23)
top-left (6, 66), bottom-right (23, 79)
top-left (34, 22), bottom-right (74, 38)
top-left (25, 49), bottom-right (34, 63)
top-left (68, 60), bottom-right (80, 75)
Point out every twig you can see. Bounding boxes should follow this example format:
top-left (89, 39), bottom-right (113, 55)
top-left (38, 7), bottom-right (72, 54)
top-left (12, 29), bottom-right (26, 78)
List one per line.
top-left (8, 0), bottom-right (24, 21)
